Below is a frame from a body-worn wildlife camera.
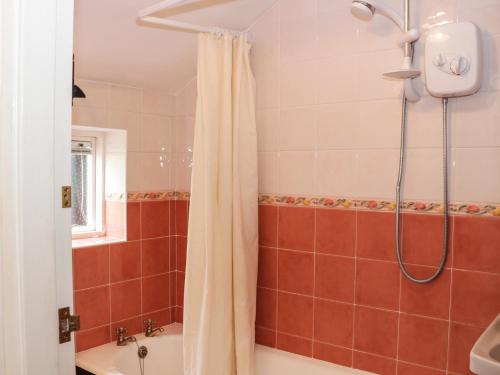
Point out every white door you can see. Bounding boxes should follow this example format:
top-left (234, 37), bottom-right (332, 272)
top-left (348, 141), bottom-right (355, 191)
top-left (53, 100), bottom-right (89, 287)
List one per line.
top-left (0, 0), bottom-right (75, 374)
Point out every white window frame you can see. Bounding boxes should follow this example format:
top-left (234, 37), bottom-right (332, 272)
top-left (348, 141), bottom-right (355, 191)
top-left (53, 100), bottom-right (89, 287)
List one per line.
top-left (71, 130), bottom-right (105, 239)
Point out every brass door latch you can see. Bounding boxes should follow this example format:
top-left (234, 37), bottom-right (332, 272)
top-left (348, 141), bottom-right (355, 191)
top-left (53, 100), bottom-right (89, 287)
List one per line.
top-left (59, 307), bottom-right (80, 344)
top-left (61, 186), bottom-right (72, 208)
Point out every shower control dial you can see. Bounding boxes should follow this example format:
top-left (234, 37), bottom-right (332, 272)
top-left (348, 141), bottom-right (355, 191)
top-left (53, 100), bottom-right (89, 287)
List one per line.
top-left (450, 56), bottom-right (470, 76)
top-left (433, 53), bottom-right (446, 67)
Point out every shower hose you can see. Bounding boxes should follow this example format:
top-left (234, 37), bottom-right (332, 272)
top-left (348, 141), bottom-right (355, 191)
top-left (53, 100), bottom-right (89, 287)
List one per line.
top-left (395, 95), bottom-right (449, 284)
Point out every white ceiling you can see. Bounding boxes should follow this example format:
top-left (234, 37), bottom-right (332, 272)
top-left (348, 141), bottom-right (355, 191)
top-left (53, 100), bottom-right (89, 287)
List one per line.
top-left (74, 0), bottom-right (276, 93)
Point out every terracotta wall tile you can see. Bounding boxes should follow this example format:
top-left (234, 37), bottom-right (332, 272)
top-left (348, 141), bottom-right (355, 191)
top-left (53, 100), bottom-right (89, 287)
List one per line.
top-left (258, 247), bottom-right (277, 289)
top-left (176, 236), bottom-right (187, 272)
top-left (256, 326), bottom-right (276, 348)
top-left (448, 322), bottom-right (485, 374)
top-left (398, 314), bottom-right (449, 369)
top-left (277, 292), bottom-right (313, 338)
top-left (142, 237), bottom-right (170, 276)
top-left (258, 205), bottom-right (278, 247)
top-left (278, 207), bottom-right (315, 251)
top-left (74, 286), bottom-right (111, 330)
top-left (277, 333), bottom-right (312, 357)
top-left (110, 316), bottom-right (142, 341)
top-left (451, 270), bottom-right (500, 326)
top-left (110, 280), bottom-right (141, 322)
top-left (313, 342), bottom-right (352, 367)
top-left (357, 211), bottom-right (396, 261)
top-left (75, 326), bottom-right (110, 353)
top-left (353, 351), bottom-right (396, 375)
top-left (315, 254), bottom-right (355, 303)
top-left (73, 245), bottom-right (109, 290)
top-left (400, 266), bottom-right (451, 319)
top-left (316, 209), bottom-right (355, 256)
top-left (256, 287), bottom-right (277, 329)
top-left (397, 362), bottom-right (445, 375)
top-left (313, 299), bottom-right (353, 348)
top-left (141, 200), bottom-right (170, 238)
top-left (402, 213), bottom-right (453, 267)
top-left (175, 200), bottom-right (188, 236)
top-left (355, 259), bottom-right (400, 310)
top-left (142, 308), bottom-right (172, 327)
top-left (142, 274), bottom-right (170, 313)
top-left (278, 250), bottom-right (314, 294)
top-left (110, 241), bottom-right (141, 282)
top-left (127, 202), bottom-right (141, 241)
top-left (353, 306), bottom-right (398, 358)
top-left (453, 216), bottom-right (500, 274)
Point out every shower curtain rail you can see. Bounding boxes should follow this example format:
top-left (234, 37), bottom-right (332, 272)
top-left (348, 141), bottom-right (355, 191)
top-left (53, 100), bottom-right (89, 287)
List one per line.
top-left (137, 0), bottom-right (243, 34)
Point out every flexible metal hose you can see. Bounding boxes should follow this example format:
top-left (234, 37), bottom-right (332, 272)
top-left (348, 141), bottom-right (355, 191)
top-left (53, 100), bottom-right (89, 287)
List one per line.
top-left (395, 96), bottom-right (449, 284)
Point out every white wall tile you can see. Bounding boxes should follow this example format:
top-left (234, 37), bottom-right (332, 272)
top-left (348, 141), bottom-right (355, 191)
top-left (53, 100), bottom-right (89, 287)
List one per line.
top-left (403, 148), bottom-right (444, 201)
top-left (280, 15), bottom-right (318, 62)
top-left (258, 151), bottom-right (279, 194)
top-left (316, 102), bottom-right (359, 150)
top-left (74, 80), bottom-right (108, 109)
top-left (452, 91), bottom-right (500, 148)
top-left (279, 107), bottom-right (317, 150)
top-left (142, 115), bottom-right (173, 153)
top-left (357, 49), bottom-right (404, 101)
top-left (126, 151), bottom-right (142, 191)
top-left (107, 110), bottom-right (142, 152)
top-left (315, 150), bottom-right (358, 197)
top-left (317, 55), bottom-right (358, 104)
top-left (257, 109), bottom-right (279, 152)
top-left (281, 60), bottom-right (318, 107)
top-left (141, 152), bottom-right (172, 191)
top-left (72, 106), bottom-right (107, 128)
top-left (143, 89), bottom-right (175, 116)
top-left (249, 3), bottom-right (280, 66)
top-left (108, 85), bottom-right (142, 112)
top-left (254, 61), bottom-right (280, 109)
top-left (357, 100), bottom-right (401, 149)
top-left (452, 147), bottom-right (500, 203)
top-left (278, 151), bottom-right (316, 195)
top-left (357, 150), bottom-right (399, 200)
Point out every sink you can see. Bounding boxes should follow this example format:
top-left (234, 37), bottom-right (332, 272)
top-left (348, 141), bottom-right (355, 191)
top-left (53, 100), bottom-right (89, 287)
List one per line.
top-left (471, 314), bottom-right (500, 375)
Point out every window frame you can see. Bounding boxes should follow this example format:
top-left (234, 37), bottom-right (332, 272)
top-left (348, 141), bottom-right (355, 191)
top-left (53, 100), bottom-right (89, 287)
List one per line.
top-left (71, 131), bottom-right (105, 239)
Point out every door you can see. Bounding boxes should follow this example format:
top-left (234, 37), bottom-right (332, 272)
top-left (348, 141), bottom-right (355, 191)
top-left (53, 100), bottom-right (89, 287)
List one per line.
top-left (0, 0), bottom-right (75, 374)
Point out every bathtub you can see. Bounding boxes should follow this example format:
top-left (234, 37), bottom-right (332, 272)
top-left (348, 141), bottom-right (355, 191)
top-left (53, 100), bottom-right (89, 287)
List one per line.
top-left (76, 324), bottom-right (372, 375)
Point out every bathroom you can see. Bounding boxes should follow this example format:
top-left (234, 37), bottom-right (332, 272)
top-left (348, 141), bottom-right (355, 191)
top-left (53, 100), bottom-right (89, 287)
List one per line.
top-left (0, 0), bottom-right (499, 374)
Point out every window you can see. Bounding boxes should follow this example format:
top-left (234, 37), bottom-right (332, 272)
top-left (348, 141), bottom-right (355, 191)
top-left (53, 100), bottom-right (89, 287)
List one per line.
top-left (71, 134), bottom-right (103, 237)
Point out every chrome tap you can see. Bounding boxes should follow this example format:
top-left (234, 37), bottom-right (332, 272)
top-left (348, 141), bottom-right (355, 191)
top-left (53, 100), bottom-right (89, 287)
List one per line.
top-left (116, 327), bottom-right (137, 346)
top-left (144, 319), bottom-right (164, 337)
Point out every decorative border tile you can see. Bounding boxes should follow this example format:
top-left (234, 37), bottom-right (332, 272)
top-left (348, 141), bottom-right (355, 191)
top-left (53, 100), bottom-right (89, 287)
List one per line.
top-left (258, 194), bottom-right (500, 217)
top-left (107, 191), bottom-right (192, 202)
top-left (108, 191), bottom-right (500, 217)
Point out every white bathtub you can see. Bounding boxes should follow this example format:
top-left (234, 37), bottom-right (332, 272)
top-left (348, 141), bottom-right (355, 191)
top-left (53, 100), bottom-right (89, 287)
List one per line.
top-left (76, 324), bottom-right (372, 375)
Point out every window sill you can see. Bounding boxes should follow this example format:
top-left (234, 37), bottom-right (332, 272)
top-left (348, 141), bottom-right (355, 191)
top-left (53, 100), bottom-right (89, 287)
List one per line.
top-left (72, 236), bottom-right (126, 249)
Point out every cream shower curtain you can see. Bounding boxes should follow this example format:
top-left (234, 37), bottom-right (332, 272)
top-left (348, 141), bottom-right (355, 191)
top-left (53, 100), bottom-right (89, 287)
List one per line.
top-left (183, 32), bottom-right (258, 375)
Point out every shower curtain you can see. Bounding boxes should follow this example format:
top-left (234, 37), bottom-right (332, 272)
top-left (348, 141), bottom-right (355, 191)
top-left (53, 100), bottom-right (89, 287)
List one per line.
top-left (183, 32), bottom-right (258, 375)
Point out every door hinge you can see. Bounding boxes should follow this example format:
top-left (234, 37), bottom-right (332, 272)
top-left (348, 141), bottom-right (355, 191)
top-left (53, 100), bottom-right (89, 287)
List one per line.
top-left (59, 307), bottom-right (80, 344)
top-left (61, 186), bottom-right (72, 208)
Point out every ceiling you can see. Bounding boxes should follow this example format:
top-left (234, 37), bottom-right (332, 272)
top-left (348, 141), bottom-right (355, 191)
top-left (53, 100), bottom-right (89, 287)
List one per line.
top-left (74, 0), bottom-right (276, 92)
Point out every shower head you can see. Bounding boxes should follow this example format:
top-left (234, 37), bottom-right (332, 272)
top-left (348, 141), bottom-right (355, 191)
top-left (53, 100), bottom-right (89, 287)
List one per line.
top-left (350, 0), bottom-right (404, 31)
top-left (351, 1), bottom-right (375, 21)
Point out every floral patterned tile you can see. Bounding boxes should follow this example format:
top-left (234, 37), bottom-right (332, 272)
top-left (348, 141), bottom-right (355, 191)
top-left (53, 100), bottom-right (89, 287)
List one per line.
top-left (107, 191), bottom-right (500, 217)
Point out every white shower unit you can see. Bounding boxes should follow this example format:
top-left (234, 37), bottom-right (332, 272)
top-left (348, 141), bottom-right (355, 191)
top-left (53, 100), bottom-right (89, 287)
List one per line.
top-left (425, 22), bottom-right (482, 98)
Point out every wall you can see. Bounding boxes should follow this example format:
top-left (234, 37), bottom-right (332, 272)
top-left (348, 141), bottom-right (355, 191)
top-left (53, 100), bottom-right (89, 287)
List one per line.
top-left (173, 1), bottom-right (500, 375)
top-left (72, 80), bottom-right (178, 351)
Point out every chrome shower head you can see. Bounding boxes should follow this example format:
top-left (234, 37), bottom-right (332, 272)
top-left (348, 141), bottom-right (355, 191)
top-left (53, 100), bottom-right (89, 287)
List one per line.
top-left (351, 1), bottom-right (375, 21)
top-left (350, 0), bottom-right (404, 31)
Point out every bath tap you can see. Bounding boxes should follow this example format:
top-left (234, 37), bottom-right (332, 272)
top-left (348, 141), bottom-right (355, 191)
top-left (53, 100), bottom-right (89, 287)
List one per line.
top-left (144, 319), bottom-right (164, 337)
top-left (116, 327), bottom-right (137, 346)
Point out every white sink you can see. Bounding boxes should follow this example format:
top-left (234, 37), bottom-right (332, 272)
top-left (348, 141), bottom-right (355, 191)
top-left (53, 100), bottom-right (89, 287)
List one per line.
top-left (471, 314), bottom-right (500, 375)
